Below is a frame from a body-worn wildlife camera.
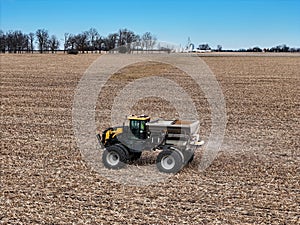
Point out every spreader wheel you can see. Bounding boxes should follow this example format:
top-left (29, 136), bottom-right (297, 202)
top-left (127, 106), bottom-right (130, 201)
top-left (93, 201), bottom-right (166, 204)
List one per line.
top-left (156, 149), bottom-right (183, 173)
top-left (102, 145), bottom-right (128, 169)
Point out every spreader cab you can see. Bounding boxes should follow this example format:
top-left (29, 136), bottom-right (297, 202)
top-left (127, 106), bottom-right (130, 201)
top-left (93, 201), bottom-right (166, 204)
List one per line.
top-left (127, 115), bottom-right (150, 139)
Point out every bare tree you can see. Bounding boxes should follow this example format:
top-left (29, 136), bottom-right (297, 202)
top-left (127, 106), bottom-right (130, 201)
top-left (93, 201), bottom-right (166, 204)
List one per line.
top-left (20, 33), bottom-right (29, 53)
top-left (150, 35), bottom-right (157, 51)
top-left (36, 29), bottom-right (49, 53)
top-left (0, 30), bottom-right (6, 53)
top-left (10, 31), bottom-right (18, 53)
top-left (131, 34), bottom-right (141, 53)
top-left (88, 28), bottom-right (99, 53)
top-left (118, 29), bottom-right (124, 47)
top-left (141, 32), bottom-right (149, 51)
top-left (5, 31), bottom-right (13, 53)
top-left (142, 32), bottom-right (157, 52)
top-left (67, 34), bottom-right (76, 50)
top-left (102, 33), bottom-right (118, 51)
top-left (48, 35), bottom-right (60, 53)
top-left (64, 34), bottom-right (78, 54)
top-left (14, 31), bottom-right (22, 53)
top-left (11, 32), bottom-right (18, 53)
top-left (1, 30), bottom-right (26, 53)
top-left (7, 30), bottom-right (27, 53)
top-left (117, 29), bottom-right (136, 48)
top-left (64, 33), bottom-right (70, 53)
top-left (74, 32), bottom-right (89, 53)
top-left (95, 36), bottom-right (103, 53)
top-left (23, 34), bottom-right (30, 53)
top-left (198, 44), bottom-right (211, 50)
top-left (28, 32), bottom-right (35, 53)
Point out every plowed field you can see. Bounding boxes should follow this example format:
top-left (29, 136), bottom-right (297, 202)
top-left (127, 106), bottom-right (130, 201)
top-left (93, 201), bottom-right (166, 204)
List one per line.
top-left (1, 53), bottom-right (299, 224)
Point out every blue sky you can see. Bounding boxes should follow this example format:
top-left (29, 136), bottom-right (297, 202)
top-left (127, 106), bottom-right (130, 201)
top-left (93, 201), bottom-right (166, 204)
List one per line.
top-left (1, 0), bottom-right (299, 49)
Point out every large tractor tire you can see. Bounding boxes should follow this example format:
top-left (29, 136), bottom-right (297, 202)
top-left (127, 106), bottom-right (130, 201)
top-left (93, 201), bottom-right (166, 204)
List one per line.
top-left (102, 145), bottom-right (128, 169)
top-left (156, 149), bottom-right (183, 173)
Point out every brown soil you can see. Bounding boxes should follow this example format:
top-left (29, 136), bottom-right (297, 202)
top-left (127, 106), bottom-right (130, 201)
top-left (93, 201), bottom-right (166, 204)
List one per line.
top-left (1, 53), bottom-right (299, 224)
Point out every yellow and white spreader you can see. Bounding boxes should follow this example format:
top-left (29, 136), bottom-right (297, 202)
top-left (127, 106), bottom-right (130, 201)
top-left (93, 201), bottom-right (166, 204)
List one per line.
top-left (97, 115), bottom-right (204, 173)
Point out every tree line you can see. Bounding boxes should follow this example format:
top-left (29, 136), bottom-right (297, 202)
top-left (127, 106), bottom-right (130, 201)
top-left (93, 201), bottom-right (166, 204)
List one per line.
top-left (1, 28), bottom-right (299, 54)
top-left (193, 43), bottom-right (300, 53)
top-left (0, 28), bottom-right (157, 54)
top-left (237, 44), bottom-right (300, 53)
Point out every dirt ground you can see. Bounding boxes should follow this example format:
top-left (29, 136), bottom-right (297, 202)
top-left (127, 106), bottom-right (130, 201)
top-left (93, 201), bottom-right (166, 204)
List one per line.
top-left (1, 53), bottom-right (299, 224)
